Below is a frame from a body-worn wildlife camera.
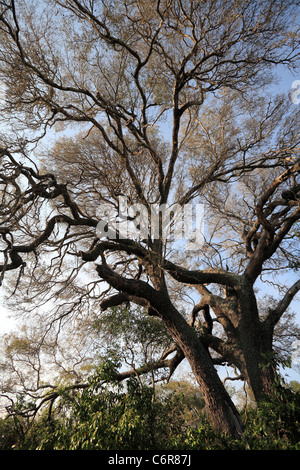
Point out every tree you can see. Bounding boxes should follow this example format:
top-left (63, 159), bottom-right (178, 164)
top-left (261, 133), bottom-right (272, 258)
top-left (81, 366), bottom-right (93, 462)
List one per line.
top-left (0, 0), bottom-right (300, 437)
top-left (0, 305), bottom-right (179, 417)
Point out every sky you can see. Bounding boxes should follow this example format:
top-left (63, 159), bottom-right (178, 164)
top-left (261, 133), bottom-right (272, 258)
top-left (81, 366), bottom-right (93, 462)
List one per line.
top-left (268, 67), bottom-right (300, 382)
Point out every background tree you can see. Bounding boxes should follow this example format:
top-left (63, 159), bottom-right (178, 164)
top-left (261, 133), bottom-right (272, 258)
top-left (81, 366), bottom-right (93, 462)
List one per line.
top-left (0, 0), bottom-right (300, 437)
top-left (0, 305), bottom-right (179, 419)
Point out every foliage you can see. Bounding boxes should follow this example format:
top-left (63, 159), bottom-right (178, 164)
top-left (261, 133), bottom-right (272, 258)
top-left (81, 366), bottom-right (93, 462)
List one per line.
top-left (157, 380), bottom-right (205, 428)
top-left (94, 306), bottom-right (173, 370)
top-left (0, 416), bottom-right (21, 450)
top-left (233, 386), bottom-right (300, 450)
top-left (35, 359), bottom-right (186, 450)
top-left (1, 360), bottom-right (299, 451)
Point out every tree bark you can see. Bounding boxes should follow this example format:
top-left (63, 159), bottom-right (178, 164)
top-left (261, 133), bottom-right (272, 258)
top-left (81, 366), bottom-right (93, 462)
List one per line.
top-left (194, 278), bottom-right (280, 402)
top-left (231, 282), bottom-right (278, 401)
top-left (157, 300), bottom-right (244, 437)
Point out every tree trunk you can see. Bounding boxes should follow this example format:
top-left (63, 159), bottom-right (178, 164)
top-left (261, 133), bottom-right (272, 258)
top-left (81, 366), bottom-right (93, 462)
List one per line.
top-left (183, 338), bottom-right (244, 438)
top-left (248, 332), bottom-right (277, 400)
top-left (237, 284), bottom-right (278, 401)
top-left (157, 300), bottom-right (244, 438)
top-left (240, 340), bottom-right (277, 401)
top-left (96, 263), bottom-right (244, 437)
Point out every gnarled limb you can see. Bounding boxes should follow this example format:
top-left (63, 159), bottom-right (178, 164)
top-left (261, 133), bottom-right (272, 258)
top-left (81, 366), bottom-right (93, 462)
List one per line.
top-left (264, 279), bottom-right (300, 331)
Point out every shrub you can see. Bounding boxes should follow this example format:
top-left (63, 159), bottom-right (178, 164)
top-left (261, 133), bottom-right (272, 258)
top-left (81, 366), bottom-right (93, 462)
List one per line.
top-left (2, 364), bottom-right (300, 450)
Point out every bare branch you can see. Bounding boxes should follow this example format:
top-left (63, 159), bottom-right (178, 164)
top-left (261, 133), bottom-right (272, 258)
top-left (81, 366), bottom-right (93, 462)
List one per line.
top-left (265, 279), bottom-right (300, 329)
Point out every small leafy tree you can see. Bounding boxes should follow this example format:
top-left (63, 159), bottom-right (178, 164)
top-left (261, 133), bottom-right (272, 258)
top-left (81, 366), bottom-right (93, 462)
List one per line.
top-left (36, 358), bottom-right (187, 450)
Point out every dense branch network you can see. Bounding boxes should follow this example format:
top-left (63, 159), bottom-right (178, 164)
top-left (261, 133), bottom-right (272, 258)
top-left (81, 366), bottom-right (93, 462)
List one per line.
top-left (1, 144), bottom-right (299, 383)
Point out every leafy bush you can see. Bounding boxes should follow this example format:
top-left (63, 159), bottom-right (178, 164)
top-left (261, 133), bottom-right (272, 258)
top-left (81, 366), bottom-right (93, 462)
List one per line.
top-left (235, 387), bottom-right (300, 450)
top-left (2, 362), bottom-right (299, 450)
top-left (36, 358), bottom-right (186, 450)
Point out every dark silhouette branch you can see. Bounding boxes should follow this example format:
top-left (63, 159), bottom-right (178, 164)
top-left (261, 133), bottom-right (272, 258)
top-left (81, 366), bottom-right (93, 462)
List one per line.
top-left (264, 279), bottom-right (300, 330)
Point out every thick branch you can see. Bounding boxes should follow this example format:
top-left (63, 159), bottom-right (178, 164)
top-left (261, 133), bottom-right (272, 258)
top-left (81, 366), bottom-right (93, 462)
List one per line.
top-left (7, 346), bottom-right (185, 419)
top-left (99, 291), bottom-right (158, 317)
top-left (244, 206), bottom-right (300, 282)
top-left (264, 279), bottom-right (300, 330)
top-left (163, 260), bottom-right (241, 288)
top-left (80, 238), bottom-right (242, 289)
top-left (116, 347), bottom-right (185, 383)
top-left (244, 161), bottom-right (300, 282)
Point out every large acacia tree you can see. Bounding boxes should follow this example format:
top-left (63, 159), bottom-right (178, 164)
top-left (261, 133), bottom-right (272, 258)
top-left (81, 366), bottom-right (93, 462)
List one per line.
top-left (0, 0), bottom-right (300, 437)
